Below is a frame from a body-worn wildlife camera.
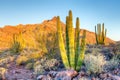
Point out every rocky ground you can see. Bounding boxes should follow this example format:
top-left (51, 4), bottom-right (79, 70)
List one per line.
top-left (0, 43), bottom-right (120, 80)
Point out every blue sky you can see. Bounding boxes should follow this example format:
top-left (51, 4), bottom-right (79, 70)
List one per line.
top-left (0, 0), bottom-right (120, 41)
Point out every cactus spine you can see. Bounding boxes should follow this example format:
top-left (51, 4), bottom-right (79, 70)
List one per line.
top-left (95, 23), bottom-right (107, 45)
top-left (57, 10), bottom-right (86, 71)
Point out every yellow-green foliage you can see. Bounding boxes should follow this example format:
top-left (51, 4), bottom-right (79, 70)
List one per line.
top-left (34, 28), bottom-right (48, 53)
top-left (11, 32), bottom-right (26, 54)
top-left (16, 55), bottom-right (29, 65)
top-left (57, 10), bottom-right (86, 71)
top-left (29, 52), bottom-right (44, 59)
top-left (46, 32), bottom-right (58, 58)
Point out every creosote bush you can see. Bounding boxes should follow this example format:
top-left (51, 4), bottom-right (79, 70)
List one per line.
top-left (84, 54), bottom-right (106, 74)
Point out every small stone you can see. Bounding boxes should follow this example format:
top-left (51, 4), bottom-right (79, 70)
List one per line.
top-left (48, 71), bottom-right (57, 78)
top-left (99, 73), bottom-right (107, 79)
top-left (107, 73), bottom-right (112, 78)
top-left (91, 77), bottom-right (96, 80)
top-left (37, 75), bottom-right (45, 80)
top-left (80, 71), bottom-right (85, 77)
top-left (113, 70), bottom-right (118, 75)
top-left (112, 75), bottom-right (120, 80)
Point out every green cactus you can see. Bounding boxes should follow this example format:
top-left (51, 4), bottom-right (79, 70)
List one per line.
top-left (75, 17), bottom-right (80, 70)
top-left (95, 23), bottom-right (107, 45)
top-left (66, 16), bottom-right (70, 66)
top-left (57, 16), bottom-right (69, 69)
top-left (76, 30), bottom-right (86, 70)
top-left (57, 10), bottom-right (86, 71)
top-left (68, 10), bottom-right (75, 69)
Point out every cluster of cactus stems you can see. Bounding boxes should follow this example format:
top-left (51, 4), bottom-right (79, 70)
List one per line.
top-left (95, 23), bottom-right (107, 45)
top-left (11, 32), bottom-right (26, 53)
top-left (57, 10), bottom-right (86, 71)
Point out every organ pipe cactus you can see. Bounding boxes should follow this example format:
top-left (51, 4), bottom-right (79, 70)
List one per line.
top-left (57, 10), bottom-right (86, 71)
top-left (95, 23), bottom-right (107, 45)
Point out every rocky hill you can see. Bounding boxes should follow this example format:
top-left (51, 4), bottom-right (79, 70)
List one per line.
top-left (0, 17), bottom-right (115, 49)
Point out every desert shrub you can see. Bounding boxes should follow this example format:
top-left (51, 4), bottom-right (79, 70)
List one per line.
top-left (104, 56), bottom-right (119, 71)
top-left (25, 63), bottom-right (34, 70)
top-left (16, 55), bottom-right (29, 65)
top-left (10, 32), bottom-right (26, 54)
top-left (33, 58), bottom-right (58, 75)
top-left (29, 51), bottom-right (45, 59)
top-left (44, 59), bottom-right (58, 70)
top-left (86, 46), bottom-right (101, 55)
top-left (34, 62), bottom-right (44, 74)
top-left (46, 32), bottom-right (59, 58)
top-left (34, 28), bottom-right (48, 53)
top-left (91, 48), bottom-right (101, 55)
top-left (84, 54), bottom-right (106, 74)
top-left (116, 52), bottom-right (120, 59)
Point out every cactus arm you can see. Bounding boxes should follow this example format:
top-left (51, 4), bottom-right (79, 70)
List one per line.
top-left (102, 23), bottom-right (104, 44)
top-left (57, 16), bottom-right (69, 69)
top-left (68, 10), bottom-right (75, 69)
top-left (66, 16), bottom-right (70, 67)
top-left (95, 26), bottom-right (98, 44)
top-left (75, 17), bottom-right (80, 70)
top-left (104, 29), bottom-right (107, 43)
top-left (76, 30), bottom-right (86, 71)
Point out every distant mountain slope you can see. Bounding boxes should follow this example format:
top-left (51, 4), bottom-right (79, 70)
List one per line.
top-left (0, 17), bottom-right (115, 49)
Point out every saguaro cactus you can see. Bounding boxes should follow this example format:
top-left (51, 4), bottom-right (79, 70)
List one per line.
top-left (57, 10), bottom-right (86, 71)
top-left (95, 23), bottom-right (107, 45)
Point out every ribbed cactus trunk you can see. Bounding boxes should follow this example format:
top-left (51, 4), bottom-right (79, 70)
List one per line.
top-left (75, 17), bottom-right (80, 70)
top-left (76, 30), bottom-right (86, 70)
top-left (57, 16), bottom-right (69, 69)
top-left (66, 16), bottom-right (70, 67)
top-left (68, 10), bottom-right (75, 69)
top-left (95, 23), bottom-right (107, 45)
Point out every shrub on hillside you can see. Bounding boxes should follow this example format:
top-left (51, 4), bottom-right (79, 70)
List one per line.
top-left (46, 32), bottom-right (59, 59)
top-left (10, 32), bottom-right (26, 54)
top-left (34, 28), bottom-right (48, 53)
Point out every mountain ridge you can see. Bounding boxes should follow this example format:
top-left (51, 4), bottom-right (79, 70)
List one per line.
top-left (0, 17), bottom-right (115, 49)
